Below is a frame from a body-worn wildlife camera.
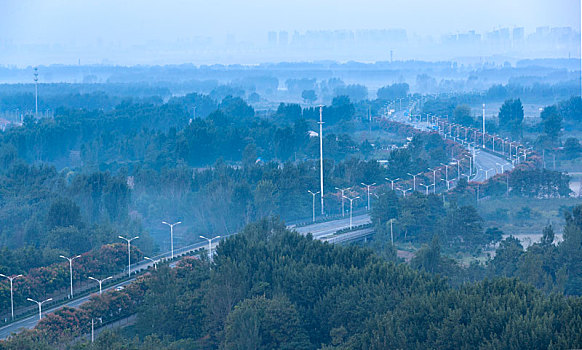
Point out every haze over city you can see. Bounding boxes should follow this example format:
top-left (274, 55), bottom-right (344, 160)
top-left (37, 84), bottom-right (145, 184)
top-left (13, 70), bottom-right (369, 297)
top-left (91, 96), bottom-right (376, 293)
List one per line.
top-left (1, 0), bottom-right (580, 66)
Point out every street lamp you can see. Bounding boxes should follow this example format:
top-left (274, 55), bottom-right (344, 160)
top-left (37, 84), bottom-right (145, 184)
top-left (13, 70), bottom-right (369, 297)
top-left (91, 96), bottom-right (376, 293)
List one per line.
top-left (342, 195), bottom-right (359, 229)
top-left (427, 169), bottom-right (438, 193)
top-left (465, 154), bottom-right (473, 176)
top-left (440, 163), bottom-right (450, 185)
top-left (397, 187), bottom-right (412, 197)
top-left (88, 276), bottom-right (112, 295)
top-left (335, 187), bottom-right (351, 217)
top-left (144, 257), bottom-right (159, 270)
top-left (443, 178), bottom-right (455, 190)
top-left (482, 103), bottom-right (486, 148)
top-left (161, 221), bottom-right (182, 260)
top-left (0, 274), bottom-right (23, 320)
top-left (118, 236), bottom-right (139, 277)
top-left (361, 182), bottom-right (376, 211)
top-left (385, 178), bottom-right (400, 191)
top-left (318, 106), bottom-right (325, 216)
top-left (33, 67), bottom-right (38, 117)
top-left (407, 173), bottom-right (421, 192)
top-left (451, 159), bottom-right (461, 179)
top-left (419, 183), bottom-right (431, 195)
top-left (484, 168), bottom-right (495, 180)
top-left (496, 162), bottom-right (506, 174)
top-left (60, 254), bottom-right (81, 298)
top-left (27, 297), bottom-right (52, 320)
top-left (307, 190), bottom-right (320, 222)
top-left (200, 235), bottom-right (221, 262)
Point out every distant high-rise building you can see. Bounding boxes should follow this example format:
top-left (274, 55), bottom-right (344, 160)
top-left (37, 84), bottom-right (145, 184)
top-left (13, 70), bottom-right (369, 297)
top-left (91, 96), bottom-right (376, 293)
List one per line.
top-left (513, 27), bottom-right (524, 42)
top-left (268, 31), bottom-right (277, 47)
top-left (536, 26), bottom-right (550, 37)
top-left (278, 31), bottom-right (288, 46)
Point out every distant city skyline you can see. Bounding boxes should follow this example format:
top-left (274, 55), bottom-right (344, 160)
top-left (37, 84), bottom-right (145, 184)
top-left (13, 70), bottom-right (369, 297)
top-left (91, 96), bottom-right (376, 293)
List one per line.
top-left (0, 0), bottom-right (580, 66)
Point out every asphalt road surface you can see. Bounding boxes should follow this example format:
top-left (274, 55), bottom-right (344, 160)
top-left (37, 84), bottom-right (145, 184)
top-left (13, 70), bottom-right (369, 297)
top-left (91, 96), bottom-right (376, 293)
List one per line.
top-left (471, 149), bottom-right (513, 182)
top-left (293, 214), bottom-right (372, 239)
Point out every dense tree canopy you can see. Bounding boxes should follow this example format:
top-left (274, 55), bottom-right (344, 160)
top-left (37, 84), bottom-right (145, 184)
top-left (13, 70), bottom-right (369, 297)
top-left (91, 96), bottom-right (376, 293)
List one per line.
top-left (498, 98), bottom-right (524, 138)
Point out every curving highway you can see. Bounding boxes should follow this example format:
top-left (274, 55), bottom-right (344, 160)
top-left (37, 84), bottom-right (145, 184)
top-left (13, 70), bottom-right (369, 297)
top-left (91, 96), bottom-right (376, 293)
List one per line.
top-left (471, 149), bottom-right (513, 182)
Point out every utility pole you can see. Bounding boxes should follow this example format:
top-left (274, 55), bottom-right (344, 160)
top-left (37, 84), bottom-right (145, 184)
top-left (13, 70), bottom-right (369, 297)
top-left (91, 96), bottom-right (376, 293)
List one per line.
top-left (307, 190), bottom-right (320, 222)
top-left (34, 67), bottom-right (38, 118)
top-left (318, 106), bottom-right (325, 216)
top-left (60, 255), bottom-right (81, 298)
top-left (335, 187), bottom-right (351, 216)
top-left (162, 221), bottom-right (182, 260)
top-left (342, 195), bottom-right (359, 229)
top-left (361, 182), bottom-right (376, 211)
top-left (118, 236), bottom-right (139, 277)
top-left (0, 274), bottom-right (23, 320)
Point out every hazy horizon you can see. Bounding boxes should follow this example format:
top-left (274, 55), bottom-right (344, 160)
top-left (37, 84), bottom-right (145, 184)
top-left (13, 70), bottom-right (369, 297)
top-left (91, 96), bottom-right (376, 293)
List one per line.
top-left (1, 0), bottom-right (581, 66)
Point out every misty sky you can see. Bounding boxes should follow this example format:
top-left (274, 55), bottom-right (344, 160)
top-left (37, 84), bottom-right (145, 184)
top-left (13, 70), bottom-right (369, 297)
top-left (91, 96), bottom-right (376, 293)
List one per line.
top-left (2, 0), bottom-right (579, 45)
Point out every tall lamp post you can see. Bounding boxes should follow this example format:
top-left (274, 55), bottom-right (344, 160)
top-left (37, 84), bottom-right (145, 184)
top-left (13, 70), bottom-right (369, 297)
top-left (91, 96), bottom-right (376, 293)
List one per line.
top-left (119, 235), bottom-right (139, 277)
top-left (440, 163), bottom-right (450, 186)
top-left (161, 221), bottom-right (182, 260)
top-left (33, 67), bottom-right (38, 117)
top-left (427, 168), bottom-right (438, 193)
top-left (88, 276), bottom-right (112, 295)
top-left (0, 274), bottom-right (23, 320)
top-left (482, 103), bottom-right (486, 148)
top-left (27, 297), bottom-right (52, 320)
top-left (452, 159), bottom-right (461, 179)
top-left (307, 190), bottom-right (320, 222)
top-left (335, 186), bottom-right (351, 216)
top-left (200, 235), bottom-right (221, 263)
top-left (60, 254), bottom-right (81, 298)
top-left (318, 106), bottom-right (325, 216)
top-left (361, 182), bottom-right (376, 211)
top-left (342, 195), bottom-right (359, 229)
top-left (407, 172), bottom-right (422, 192)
